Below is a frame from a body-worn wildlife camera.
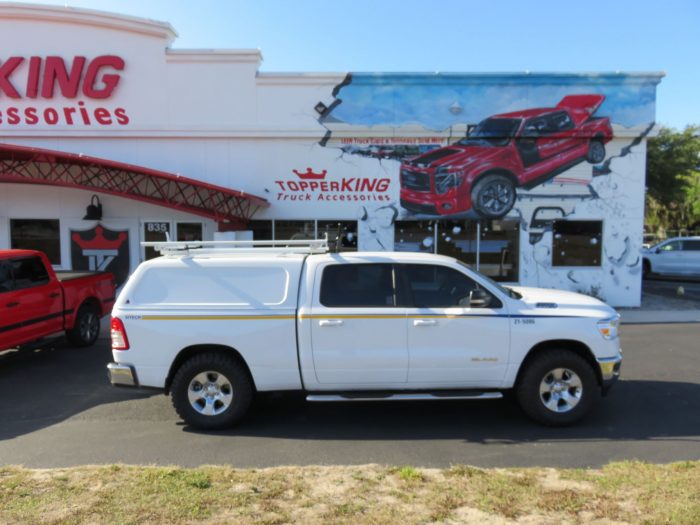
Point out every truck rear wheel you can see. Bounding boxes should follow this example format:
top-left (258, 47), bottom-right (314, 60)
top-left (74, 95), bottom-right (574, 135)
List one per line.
top-left (66, 303), bottom-right (100, 347)
top-left (171, 352), bottom-right (253, 430)
top-left (516, 349), bottom-right (599, 426)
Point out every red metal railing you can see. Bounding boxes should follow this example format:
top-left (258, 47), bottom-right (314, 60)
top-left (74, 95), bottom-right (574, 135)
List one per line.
top-left (0, 143), bottom-right (268, 227)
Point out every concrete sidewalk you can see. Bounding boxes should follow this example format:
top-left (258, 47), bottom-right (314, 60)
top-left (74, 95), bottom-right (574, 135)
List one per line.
top-left (618, 309), bottom-right (700, 324)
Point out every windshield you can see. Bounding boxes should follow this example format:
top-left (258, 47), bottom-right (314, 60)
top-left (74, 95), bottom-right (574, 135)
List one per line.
top-left (457, 118), bottom-right (521, 147)
top-left (456, 260), bottom-right (521, 299)
top-left (648, 240), bottom-right (673, 251)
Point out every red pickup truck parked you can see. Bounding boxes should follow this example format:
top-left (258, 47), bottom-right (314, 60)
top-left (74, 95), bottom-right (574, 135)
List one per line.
top-left (0, 250), bottom-right (116, 351)
top-left (399, 94), bottom-right (613, 219)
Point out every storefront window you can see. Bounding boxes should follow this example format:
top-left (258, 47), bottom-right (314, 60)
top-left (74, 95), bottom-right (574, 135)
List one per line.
top-left (248, 220), bottom-right (356, 249)
top-left (394, 221), bottom-right (437, 253)
top-left (436, 221), bottom-right (478, 266)
top-left (317, 221), bottom-right (357, 252)
top-left (396, 220), bottom-right (519, 281)
top-left (10, 219), bottom-right (60, 265)
top-left (248, 220), bottom-right (273, 240)
top-left (274, 220), bottom-right (316, 241)
top-left (552, 220), bottom-right (602, 266)
top-left (477, 221), bottom-right (519, 281)
top-left (143, 221), bottom-right (170, 261)
top-left (176, 222), bottom-right (203, 241)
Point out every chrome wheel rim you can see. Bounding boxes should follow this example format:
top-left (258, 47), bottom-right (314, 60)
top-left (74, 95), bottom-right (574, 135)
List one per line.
top-left (480, 182), bottom-right (514, 214)
top-left (539, 368), bottom-right (583, 413)
top-left (188, 371), bottom-right (233, 416)
top-left (80, 311), bottom-right (99, 342)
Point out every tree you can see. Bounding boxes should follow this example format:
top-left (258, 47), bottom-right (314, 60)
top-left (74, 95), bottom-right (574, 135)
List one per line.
top-left (645, 125), bottom-right (700, 233)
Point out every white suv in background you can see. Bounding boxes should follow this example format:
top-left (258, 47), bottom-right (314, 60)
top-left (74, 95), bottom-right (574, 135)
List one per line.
top-left (642, 237), bottom-right (700, 277)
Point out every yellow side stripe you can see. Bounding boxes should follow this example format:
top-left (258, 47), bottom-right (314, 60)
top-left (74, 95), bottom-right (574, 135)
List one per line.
top-left (141, 315), bottom-right (295, 321)
top-left (300, 314), bottom-right (406, 319)
top-left (300, 314), bottom-right (476, 319)
top-left (141, 314), bottom-right (484, 321)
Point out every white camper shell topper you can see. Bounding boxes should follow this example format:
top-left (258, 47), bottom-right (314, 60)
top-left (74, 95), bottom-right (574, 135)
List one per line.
top-left (108, 238), bottom-right (622, 429)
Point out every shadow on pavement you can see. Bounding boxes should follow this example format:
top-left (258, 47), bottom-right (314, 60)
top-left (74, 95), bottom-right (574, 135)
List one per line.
top-left (187, 379), bottom-right (700, 444)
top-left (2, 331), bottom-right (699, 448)
top-left (0, 338), bottom-right (155, 441)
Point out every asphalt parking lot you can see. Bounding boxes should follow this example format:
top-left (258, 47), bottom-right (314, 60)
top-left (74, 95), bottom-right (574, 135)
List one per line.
top-left (643, 276), bottom-right (700, 303)
top-left (0, 323), bottom-right (699, 469)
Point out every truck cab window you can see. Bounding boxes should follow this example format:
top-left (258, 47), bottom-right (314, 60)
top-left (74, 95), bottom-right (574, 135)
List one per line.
top-left (10, 256), bottom-right (49, 290)
top-left (320, 264), bottom-right (395, 307)
top-left (401, 264), bottom-right (499, 308)
top-left (0, 261), bottom-right (13, 293)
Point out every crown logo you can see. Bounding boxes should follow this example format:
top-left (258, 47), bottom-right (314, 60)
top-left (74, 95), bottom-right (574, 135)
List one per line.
top-left (72, 226), bottom-right (127, 250)
top-left (293, 168), bottom-right (327, 180)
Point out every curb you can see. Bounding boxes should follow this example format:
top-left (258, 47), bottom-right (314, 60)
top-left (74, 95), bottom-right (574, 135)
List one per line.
top-left (618, 310), bottom-right (700, 325)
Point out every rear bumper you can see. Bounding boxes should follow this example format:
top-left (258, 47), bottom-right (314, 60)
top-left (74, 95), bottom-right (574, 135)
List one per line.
top-left (597, 354), bottom-right (622, 395)
top-left (107, 362), bottom-right (138, 387)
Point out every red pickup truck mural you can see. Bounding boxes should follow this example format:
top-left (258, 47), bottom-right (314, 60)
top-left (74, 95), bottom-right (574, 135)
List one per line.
top-left (399, 94), bottom-right (613, 218)
top-left (0, 250), bottom-right (115, 351)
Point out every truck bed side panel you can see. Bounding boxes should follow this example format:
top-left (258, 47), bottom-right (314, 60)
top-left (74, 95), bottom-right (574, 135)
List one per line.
top-left (115, 309), bottom-right (301, 390)
top-left (60, 273), bottom-right (116, 329)
top-left (112, 255), bottom-right (305, 391)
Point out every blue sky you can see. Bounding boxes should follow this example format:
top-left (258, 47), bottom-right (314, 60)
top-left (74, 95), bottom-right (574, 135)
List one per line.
top-left (328, 74), bottom-right (659, 129)
top-left (30, 0), bottom-right (699, 130)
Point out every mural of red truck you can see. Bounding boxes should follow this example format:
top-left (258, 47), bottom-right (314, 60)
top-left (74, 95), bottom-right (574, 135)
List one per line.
top-left (399, 94), bottom-right (613, 218)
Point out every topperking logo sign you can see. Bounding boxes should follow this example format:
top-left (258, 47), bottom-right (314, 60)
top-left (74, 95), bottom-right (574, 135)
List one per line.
top-left (70, 225), bottom-right (130, 287)
top-left (274, 167), bottom-right (391, 203)
top-left (0, 55), bottom-right (130, 127)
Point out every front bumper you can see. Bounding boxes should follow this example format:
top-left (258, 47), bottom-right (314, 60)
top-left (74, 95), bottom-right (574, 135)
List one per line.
top-left (107, 362), bottom-right (138, 387)
top-left (399, 192), bottom-right (463, 215)
top-left (597, 354), bottom-right (622, 395)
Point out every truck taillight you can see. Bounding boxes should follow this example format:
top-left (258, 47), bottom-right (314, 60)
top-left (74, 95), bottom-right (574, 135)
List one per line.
top-left (111, 317), bottom-right (130, 350)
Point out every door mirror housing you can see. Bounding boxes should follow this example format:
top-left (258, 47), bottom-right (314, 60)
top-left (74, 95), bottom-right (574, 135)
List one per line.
top-left (655, 247), bottom-right (662, 254)
top-left (469, 288), bottom-right (490, 308)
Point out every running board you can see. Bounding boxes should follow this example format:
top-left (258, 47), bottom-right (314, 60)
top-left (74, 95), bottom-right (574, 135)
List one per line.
top-left (306, 391), bottom-right (503, 402)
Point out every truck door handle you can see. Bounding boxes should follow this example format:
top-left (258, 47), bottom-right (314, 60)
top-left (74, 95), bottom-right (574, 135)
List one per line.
top-left (413, 319), bottom-right (437, 327)
top-left (6, 301), bottom-right (19, 308)
top-left (49, 292), bottom-right (60, 298)
top-left (319, 319), bottom-right (344, 327)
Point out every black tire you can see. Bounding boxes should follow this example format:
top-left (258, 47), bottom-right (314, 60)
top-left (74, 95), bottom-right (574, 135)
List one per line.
top-left (66, 303), bottom-right (100, 347)
top-left (516, 349), bottom-right (599, 426)
top-left (642, 259), bottom-right (651, 278)
top-left (586, 140), bottom-right (606, 164)
top-left (171, 352), bottom-right (253, 430)
top-left (471, 174), bottom-right (516, 219)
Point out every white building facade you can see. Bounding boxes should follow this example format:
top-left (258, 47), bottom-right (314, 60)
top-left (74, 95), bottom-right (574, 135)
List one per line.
top-left (0, 3), bottom-right (663, 305)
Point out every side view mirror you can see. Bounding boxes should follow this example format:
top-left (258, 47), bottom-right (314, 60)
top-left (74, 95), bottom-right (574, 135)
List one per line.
top-left (469, 288), bottom-right (490, 308)
top-left (655, 248), bottom-right (661, 254)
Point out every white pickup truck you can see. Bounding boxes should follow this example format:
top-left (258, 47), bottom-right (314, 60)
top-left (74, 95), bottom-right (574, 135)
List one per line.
top-left (108, 239), bottom-right (621, 429)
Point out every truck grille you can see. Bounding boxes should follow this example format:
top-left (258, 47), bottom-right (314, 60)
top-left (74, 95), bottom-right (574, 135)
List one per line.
top-left (400, 199), bottom-right (438, 215)
top-left (400, 170), bottom-right (431, 192)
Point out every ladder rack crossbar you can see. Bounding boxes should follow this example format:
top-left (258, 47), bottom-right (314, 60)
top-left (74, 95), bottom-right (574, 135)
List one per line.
top-left (141, 237), bottom-right (329, 255)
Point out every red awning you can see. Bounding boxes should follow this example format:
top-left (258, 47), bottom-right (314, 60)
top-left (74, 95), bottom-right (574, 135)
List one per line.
top-left (0, 142), bottom-right (268, 225)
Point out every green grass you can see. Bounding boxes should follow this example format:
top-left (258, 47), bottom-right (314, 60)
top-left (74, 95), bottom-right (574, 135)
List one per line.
top-left (0, 461), bottom-right (698, 524)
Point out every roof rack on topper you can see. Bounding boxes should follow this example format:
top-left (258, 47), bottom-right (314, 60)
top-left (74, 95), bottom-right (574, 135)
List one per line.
top-left (141, 234), bottom-right (329, 256)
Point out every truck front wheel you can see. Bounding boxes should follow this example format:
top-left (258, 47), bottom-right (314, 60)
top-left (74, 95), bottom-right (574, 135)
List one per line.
top-left (471, 174), bottom-right (516, 219)
top-left (516, 349), bottom-right (599, 426)
top-left (66, 303), bottom-right (100, 347)
top-left (586, 140), bottom-right (606, 164)
top-left (171, 352), bottom-right (253, 430)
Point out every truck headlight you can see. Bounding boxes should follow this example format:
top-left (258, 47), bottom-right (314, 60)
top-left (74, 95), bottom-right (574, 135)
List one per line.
top-left (435, 167), bottom-right (462, 195)
top-left (597, 315), bottom-right (620, 340)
